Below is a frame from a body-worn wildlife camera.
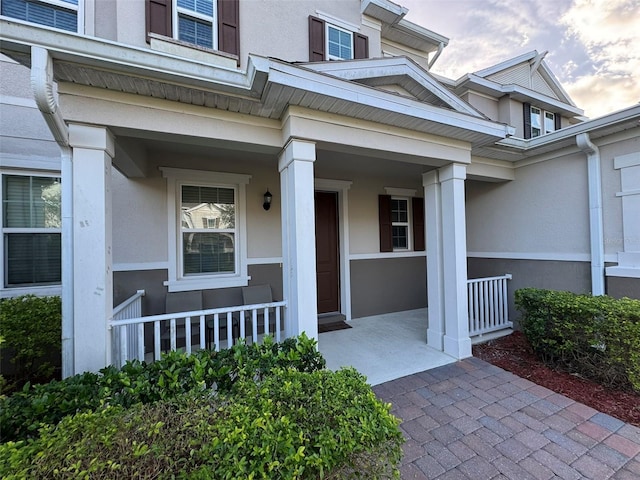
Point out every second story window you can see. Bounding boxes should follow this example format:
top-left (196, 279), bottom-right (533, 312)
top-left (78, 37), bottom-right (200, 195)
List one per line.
top-left (1, 0), bottom-right (80, 32)
top-left (176, 0), bottom-right (215, 49)
top-left (309, 15), bottom-right (368, 62)
top-left (524, 103), bottom-right (560, 139)
top-left (327, 24), bottom-right (352, 60)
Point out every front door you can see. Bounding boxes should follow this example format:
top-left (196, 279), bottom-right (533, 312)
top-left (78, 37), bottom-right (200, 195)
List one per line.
top-left (315, 191), bottom-right (340, 314)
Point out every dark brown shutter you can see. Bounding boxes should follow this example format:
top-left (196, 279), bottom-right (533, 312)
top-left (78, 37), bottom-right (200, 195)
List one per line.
top-left (379, 195), bottom-right (393, 252)
top-left (554, 113), bottom-right (561, 131)
top-left (353, 32), bottom-right (368, 59)
top-left (218, 0), bottom-right (240, 57)
top-left (309, 16), bottom-right (325, 61)
top-left (523, 103), bottom-right (532, 139)
top-left (412, 197), bottom-right (425, 252)
top-left (146, 0), bottom-right (172, 42)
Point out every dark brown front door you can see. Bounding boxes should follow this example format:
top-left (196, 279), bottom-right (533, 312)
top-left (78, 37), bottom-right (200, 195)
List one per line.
top-left (315, 191), bottom-right (339, 314)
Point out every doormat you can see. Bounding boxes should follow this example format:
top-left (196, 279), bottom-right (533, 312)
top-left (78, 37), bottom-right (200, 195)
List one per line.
top-left (318, 321), bottom-right (352, 333)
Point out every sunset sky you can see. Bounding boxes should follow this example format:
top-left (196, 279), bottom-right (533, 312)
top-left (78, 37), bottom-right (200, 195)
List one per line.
top-left (400, 0), bottom-right (640, 119)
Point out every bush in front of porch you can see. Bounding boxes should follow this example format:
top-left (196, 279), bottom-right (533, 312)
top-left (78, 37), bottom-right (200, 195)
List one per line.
top-left (516, 288), bottom-right (640, 392)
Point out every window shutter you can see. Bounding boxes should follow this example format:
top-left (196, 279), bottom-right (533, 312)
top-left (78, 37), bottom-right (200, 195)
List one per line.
top-left (146, 0), bottom-right (172, 43)
top-left (523, 103), bottom-right (532, 139)
top-left (309, 16), bottom-right (325, 61)
top-left (379, 195), bottom-right (393, 252)
top-left (353, 32), bottom-right (368, 59)
top-left (412, 197), bottom-right (425, 252)
top-left (554, 113), bottom-right (561, 131)
top-left (218, 0), bottom-right (240, 57)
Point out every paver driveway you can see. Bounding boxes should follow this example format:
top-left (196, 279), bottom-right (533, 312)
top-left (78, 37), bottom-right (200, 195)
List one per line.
top-left (373, 357), bottom-right (640, 479)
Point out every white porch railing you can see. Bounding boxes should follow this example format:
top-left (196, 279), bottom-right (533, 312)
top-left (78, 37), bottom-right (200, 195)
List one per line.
top-left (467, 274), bottom-right (513, 337)
top-left (112, 290), bottom-right (145, 368)
top-left (109, 299), bottom-right (286, 368)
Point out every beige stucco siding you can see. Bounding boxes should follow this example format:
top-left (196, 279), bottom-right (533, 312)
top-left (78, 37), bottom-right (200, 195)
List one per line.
top-left (461, 92), bottom-right (499, 122)
top-left (466, 153), bottom-right (590, 256)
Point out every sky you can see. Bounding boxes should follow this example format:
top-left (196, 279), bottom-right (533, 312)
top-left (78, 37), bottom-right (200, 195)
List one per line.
top-left (400, 0), bottom-right (640, 119)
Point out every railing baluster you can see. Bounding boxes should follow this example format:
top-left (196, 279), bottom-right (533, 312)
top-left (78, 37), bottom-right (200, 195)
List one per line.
top-left (185, 317), bottom-right (192, 354)
top-left (170, 318), bottom-right (177, 351)
top-left (214, 313), bottom-right (220, 351)
top-left (154, 321), bottom-right (161, 360)
top-left (199, 315), bottom-right (206, 351)
top-left (252, 309), bottom-right (258, 343)
top-left (276, 307), bottom-right (281, 342)
top-left (137, 323), bottom-right (144, 361)
top-left (264, 307), bottom-right (270, 336)
top-left (240, 310), bottom-right (246, 339)
top-left (226, 312), bottom-right (233, 347)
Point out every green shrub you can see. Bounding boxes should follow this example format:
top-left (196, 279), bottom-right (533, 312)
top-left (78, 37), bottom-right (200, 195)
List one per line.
top-left (0, 334), bottom-right (326, 443)
top-left (515, 288), bottom-right (640, 391)
top-left (0, 368), bottom-right (402, 479)
top-left (0, 295), bottom-right (62, 391)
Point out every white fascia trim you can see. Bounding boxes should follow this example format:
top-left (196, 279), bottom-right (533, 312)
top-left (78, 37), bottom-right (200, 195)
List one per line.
top-left (473, 51), bottom-right (538, 79)
top-left (385, 187), bottom-right (417, 197)
top-left (315, 10), bottom-right (360, 32)
top-left (538, 62), bottom-right (577, 107)
top-left (306, 57), bottom-right (479, 117)
top-left (361, 0), bottom-right (408, 22)
top-left (113, 262), bottom-right (169, 272)
top-left (0, 20), bottom-right (264, 95)
top-left (349, 251), bottom-right (426, 260)
top-left (392, 19), bottom-right (449, 47)
top-left (268, 60), bottom-right (510, 140)
top-left (606, 266), bottom-right (640, 279)
top-left (247, 257), bottom-right (283, 265)
top-left (0, 285), bottom-right (62, 298)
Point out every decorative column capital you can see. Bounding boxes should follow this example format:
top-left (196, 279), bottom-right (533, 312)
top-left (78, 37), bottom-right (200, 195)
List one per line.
top-left (68, 124), bottom-right (115, 158)
top-left (439, 163), bottom-right (467, 183)
top-left (278, 138), bottom-right (316, 172)
top-left (422, 170), bottom-right (439, 187)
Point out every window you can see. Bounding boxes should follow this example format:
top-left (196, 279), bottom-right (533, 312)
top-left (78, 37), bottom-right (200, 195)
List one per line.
top-left (146, 0), bottom-right (239, 56)
top-left (327, 24), bottom-right (352, 60)
top-left (378, 193), bottom-right (425, 253)
top-left (524, 103), bottom-right (560, 139)
top-left (161, 168), bottom-right (250, 291)
top-left (176, 0), bottom-right (215, 48)
top-left (1, 0), bottom-right (80, 32)
top-left (308, 15), bottom-right (368, 62)
top-left (391, 198), bottom-right (409, 250)
top-left (1, 174), bottom-right (61, 287)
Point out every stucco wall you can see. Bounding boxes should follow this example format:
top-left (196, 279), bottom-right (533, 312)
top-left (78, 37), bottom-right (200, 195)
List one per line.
top-left (466, 153), bottom-right (590, 256)
top-left (462, 92), bottom-right (499, 122)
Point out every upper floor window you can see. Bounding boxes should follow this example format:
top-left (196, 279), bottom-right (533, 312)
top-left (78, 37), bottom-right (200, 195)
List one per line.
top-left (309, 15), bottom-right (368, 62)
top-left (1, 174), bottom-right (61, 288)
top-left (175, 0), bottom-right (215, 49)
top-left (1, 0), bottom-right (79, 32)
top-left (146, 0), bottom-right (239, 57)
top-left (524, 103), bottom-right (560, 139)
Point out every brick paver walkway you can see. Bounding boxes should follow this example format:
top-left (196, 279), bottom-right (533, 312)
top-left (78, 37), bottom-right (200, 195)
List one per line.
top-left (373, 357), bottom-right (640, 479)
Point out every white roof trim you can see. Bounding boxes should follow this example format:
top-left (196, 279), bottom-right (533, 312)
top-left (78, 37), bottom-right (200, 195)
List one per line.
top-left (473, 51), bottom-right (539, 78)
top-left (304, 56), bottom-right (478, 116)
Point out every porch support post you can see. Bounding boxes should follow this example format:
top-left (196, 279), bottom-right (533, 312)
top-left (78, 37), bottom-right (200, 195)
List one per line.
top-left (440, 164), bottom-right (472, 359)
top-left (423, 171), bottom-right (444, 351)
top-left (278, 139), bottom-right (318, 340)
top-left (68, 124), bottom-right (114, 373)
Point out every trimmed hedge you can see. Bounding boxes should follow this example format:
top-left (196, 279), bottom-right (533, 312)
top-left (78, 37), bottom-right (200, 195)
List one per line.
top-left (515, 288), bottom-right (640, 392)
top-left (0, 334), bottom-right (325, 443)
top-left (0, 368), bottom-right (403, 479)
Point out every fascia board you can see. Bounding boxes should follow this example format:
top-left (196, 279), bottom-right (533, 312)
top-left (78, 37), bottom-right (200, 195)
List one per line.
top-left (390, 19), bottom-right (449, 47)
top-left (305, 57), bottom-right (479, 116)
top-left (538, 62), bottom-right (577, 107)
top-left (266, 60), bottom-right (510, 139)
top-left (361, 0), bottom-right (408, 23)
top-left (473, 50), bottom-right (538, 78)
top-left (0, 20), bottom-right (265, 97)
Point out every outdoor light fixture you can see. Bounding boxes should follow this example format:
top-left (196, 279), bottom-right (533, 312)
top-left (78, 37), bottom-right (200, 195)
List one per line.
top-left (263, 189), bottom-right (273, 211)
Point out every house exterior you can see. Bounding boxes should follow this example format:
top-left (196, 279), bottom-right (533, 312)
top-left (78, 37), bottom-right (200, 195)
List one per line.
top-left (0, 0), bottom-right (638, 377)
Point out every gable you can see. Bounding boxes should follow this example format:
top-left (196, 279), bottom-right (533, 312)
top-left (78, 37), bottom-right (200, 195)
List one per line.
top-left (485, 64), bottom-right (559, 101)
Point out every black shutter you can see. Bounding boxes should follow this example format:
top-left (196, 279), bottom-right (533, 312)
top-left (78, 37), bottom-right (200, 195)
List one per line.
top-left (218, 0), bottom-right (240, 57)
top-left (309, 16), bottom-right (325, 61)
top-left (379, 195), bottom-right (393, 252)
top-left (523, 102), bottom-right (532, 139)
top-left (554, 113), bottom-right (562, 131)
top-left (412, 197), bottom-right (425, 252)
top-left (146, 0), bottom-right (172, 43)
top-left (354, 32), bottom-right (368, 59)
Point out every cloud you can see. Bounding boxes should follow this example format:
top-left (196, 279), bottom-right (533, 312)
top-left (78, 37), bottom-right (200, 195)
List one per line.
top-left (400, 0), bottom-right (640, 117)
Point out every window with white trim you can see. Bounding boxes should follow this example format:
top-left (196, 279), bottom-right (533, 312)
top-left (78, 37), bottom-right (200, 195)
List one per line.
top-left (391, 197), bottom-right (410, 250)
top-left (327, 23), bottom-right (353, 60)
top-left (1, 174), bottom-right (61, 287)
top-left (529, 106), bottom-right (557, 138)
top-left (175, 0), bottom-right (216, 49)
top-left (1, 0), bottom-right (80, 32)
top-left (161, 168), bottom-right (250, 291)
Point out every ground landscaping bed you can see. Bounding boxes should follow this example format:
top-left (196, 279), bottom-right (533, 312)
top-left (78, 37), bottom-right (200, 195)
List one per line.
top-left (473, 331), bottom-right (640, 428)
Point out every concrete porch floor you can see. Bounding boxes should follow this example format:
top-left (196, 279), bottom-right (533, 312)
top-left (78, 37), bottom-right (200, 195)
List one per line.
top-left (317, 308), bottom-right (456, 386)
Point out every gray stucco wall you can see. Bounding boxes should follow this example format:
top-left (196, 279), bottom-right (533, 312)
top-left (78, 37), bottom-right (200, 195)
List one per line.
top-left (606, 276), bottom-right (640, 300)
top-left (467, 258), bottom-right (591, 328)
top-left (350, 256), bottom-right (427, 319)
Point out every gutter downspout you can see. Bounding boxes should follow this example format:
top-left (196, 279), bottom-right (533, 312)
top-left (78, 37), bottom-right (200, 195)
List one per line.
top-left (576, 132), bottom-right (605, 295)
top-left (31, 46), bottom-right (74, 378)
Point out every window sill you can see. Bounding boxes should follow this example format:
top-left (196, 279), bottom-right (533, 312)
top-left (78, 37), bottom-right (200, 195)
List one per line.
top-left (164, 275), bottom-right (251, 292)
top-left (0, 285), bottom-right (62, 298)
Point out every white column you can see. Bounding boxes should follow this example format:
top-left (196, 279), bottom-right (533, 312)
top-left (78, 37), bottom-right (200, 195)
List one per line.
top-left (440, 164), bottom-right (472, 359)
top-left (279, 139), bottom-right (318, 340)
top-left (423, 171), bottom-right (444, 351)
top-left (68, 124), bottom-right (114, 373)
